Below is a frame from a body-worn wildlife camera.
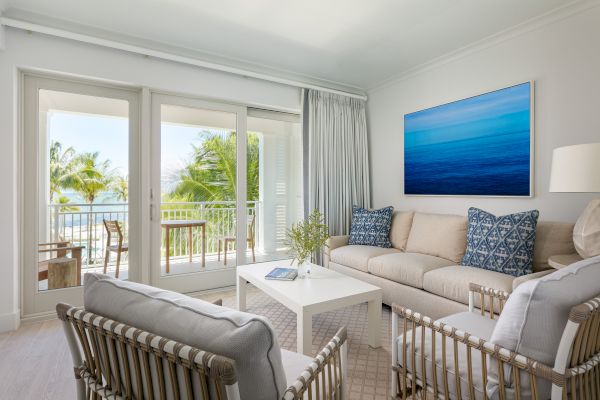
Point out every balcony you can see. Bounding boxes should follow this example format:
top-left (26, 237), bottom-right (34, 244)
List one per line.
top-left (44, 201), bottom-right (290, 284)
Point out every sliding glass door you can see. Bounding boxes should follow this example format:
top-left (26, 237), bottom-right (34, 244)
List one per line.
top-left (22, 74), bottom-right (141, 316)
top-left (150, 94), bottom-right (247, 292)
top-left (246, 109), bottom-right (303, 264)
top-left (21, 75), bottom-right (303, 317)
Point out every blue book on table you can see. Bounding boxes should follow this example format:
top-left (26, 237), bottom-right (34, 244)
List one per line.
top-left (265, 267), bottom-right (297, 281)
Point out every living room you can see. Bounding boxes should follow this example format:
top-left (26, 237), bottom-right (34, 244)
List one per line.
top-left (0, 1), bottom-right (599, 399)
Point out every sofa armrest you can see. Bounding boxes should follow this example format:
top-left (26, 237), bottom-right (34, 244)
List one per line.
top-left (323, 235), bottom-right (349, 268)
top-left (283, 327), bottom-right (347, 400)
top-left (512, 269), bottom-right (553, 291)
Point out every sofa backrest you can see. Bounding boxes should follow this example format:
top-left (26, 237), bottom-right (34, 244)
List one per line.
top-left (389, 211), bottom-right (415, 251)
top-left (488, 256), bottom-right (600, 398)
top-left (532, 221), bottom-right (575, 272)
top-left (389, 210), bottom-right (574, 271)
top-left (405, 212), bottom-right (468, 263)
top-left (83, 273), bottom-right (287, 400)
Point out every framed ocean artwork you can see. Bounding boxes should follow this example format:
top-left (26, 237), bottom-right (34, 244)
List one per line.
top-left (404, 81), bottom-right (534, 197)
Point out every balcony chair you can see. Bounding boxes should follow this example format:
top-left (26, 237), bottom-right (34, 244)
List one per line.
top-left (218, 214), bottom-right (256, 265)
top-left (38, 241), bottom-right (85, 288)
top-left (103, 220), bottom-right (128, 279)
top-left (391, 256), bottom-right (600, 400)
top-left (58, 273), bottom-right (347, 400)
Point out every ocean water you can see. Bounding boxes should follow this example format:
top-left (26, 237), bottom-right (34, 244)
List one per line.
top-left (404, 130), bottom-right (530, 196)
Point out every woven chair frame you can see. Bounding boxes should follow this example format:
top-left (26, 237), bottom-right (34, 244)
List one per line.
top-left (58, 302), bottom-right (348, 400)
top-left (390, 283), bottom-right (600, 400)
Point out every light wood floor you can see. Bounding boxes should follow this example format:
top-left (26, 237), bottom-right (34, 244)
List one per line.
top-left (0, 286), bottom-right (391, 399)
top-left (0, 319), bottom-right (75, 399)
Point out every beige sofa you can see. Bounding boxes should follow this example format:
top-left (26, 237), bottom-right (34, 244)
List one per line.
top-left (324, 211), bottom-right (576, 319)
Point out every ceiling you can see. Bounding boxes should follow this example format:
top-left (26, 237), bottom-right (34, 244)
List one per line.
top-left (0, 0), bottom-right (584, 92)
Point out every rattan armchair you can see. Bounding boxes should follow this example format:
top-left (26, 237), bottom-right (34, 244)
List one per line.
top-left (57, 302), bottom-right (347, 400)
top-left (391, 283), bottom-right (600, 399)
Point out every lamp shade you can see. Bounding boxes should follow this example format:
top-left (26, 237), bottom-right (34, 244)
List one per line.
top-left (549, 143), bottom-right (600, 193)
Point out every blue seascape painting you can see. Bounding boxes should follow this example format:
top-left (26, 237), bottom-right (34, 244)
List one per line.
top-left (404, 82), bottom-right (532, 196)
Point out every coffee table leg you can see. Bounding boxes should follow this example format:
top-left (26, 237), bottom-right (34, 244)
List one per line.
top-left (367, 296), bottom-right (382, 348)
top-left (237, 274), bottom-right (247, 311)
top-left (297, 312), bottom-right (313, 356)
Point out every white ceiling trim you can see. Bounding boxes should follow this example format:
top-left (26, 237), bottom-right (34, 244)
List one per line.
top-left (0, 15), bottom-right (368, 101)
top-left (368, 0), bottom-right (600, 93)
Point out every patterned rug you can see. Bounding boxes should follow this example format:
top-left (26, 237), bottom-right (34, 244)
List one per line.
top-left (198, 285), bottom-right (392, 400)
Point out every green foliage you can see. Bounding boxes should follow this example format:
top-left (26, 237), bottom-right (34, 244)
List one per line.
top-left (166, 131), bottom-right (259, 202)
top-left (285, 210), bottom-right (330, 265)
top-left (51, 140), bottom-right (126, 205)
top-left (112, 175), bottom-right (129, 202)
top-left (61, 152), bottom-right (117, 204)
top-left (49, 140), bottom-right (77, 202)
top-left (54, 195), bottom-right (81, 212)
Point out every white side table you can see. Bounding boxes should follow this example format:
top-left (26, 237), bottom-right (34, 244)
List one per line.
top-left (548, 254), bottom-right (583, 269)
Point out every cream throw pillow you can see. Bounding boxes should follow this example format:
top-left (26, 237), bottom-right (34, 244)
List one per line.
top-left (405, 212), bottom-right (468, 263)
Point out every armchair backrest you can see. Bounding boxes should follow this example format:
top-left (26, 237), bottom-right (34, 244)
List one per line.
top-left (57, 302), bottom-right (241, 400)
top-left (489, 256), bottom-right (600, 398)
top-left (81, 273), bottom-right (288, 399)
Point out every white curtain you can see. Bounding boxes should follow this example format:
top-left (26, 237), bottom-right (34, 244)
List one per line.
top-left (304, 89), bottom-right (371, 236)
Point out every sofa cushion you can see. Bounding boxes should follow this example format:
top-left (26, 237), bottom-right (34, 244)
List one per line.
top-left (329, 245), bottom-right (400, 272)
top-left (367, 252), bottom-right (454, 289)
top-left (397, 312), bottom-right (497, 400)
top-left (389, 211), bottom-right (415, 251)
top-left (462, 208), bottom-right (540, 277)
top-left (405, 212), bottom-right (468, 263)
top-left (532, 221), bottom-right (575, 272)
top-left (423, 265), bottom-right (514, 305)
top-left (83, 273), bottom-right (287, 400)
top-left (488, 256), bottom-right (600, 399)
top-left (348, 206), bottom-right (394, 248)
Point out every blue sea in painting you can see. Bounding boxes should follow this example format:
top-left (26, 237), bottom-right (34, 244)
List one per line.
top-left (404, 82), bottom-right (531, 196)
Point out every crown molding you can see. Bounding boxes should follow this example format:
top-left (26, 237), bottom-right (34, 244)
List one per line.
top-left (0, 10), bottom-right (367, 100)
top-left (368, 0), bottom-right (600, 93)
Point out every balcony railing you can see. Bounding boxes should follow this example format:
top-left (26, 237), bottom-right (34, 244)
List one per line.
top-left (48, 201), bottom-right (258, 267)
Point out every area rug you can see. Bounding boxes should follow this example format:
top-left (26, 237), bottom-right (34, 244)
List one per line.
top-left (198, 285), bottom-right (391, 400)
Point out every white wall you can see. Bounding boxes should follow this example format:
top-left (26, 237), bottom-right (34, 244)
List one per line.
top-left (367, 6), bottom-right (600, 223)
top-left (0, 27), bottom-right (301, 331)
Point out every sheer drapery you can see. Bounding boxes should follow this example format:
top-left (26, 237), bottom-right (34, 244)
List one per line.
top-left (304, 89), bottom-right (370, 236)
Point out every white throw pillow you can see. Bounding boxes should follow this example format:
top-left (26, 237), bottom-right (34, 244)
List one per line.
top-left (488, 256), bottom-right (600, 399)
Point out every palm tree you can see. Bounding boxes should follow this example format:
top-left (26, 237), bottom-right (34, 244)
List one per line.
top-left (167, 131), bottom-right (259, 202)
top-left (49, 140), bottom-right (76, 202)
top-left (54, 195), bottom-right (81, 212)
top-left (113, 175), bottom-right (128, 202)
top-left (64, 152), bottom-right (117, 261)
top-left (67, 152), bottom-right (116, 204)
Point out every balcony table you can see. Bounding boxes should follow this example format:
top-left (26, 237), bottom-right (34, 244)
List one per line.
top-left (161, 220), bottom-right (207, 272)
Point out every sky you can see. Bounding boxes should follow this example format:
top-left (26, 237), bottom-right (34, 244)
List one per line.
top-left (49, 112), bottom-right (210, 192)
top-left (404, 82), bottom-right (531, 148)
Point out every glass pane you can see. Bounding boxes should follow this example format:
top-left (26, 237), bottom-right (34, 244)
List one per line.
top-left (246, 114), bottom-right (303, 264)
top-left (160, 104), bottom-right (237, 275)
top-left (38, 89), bottom-right (129, 291)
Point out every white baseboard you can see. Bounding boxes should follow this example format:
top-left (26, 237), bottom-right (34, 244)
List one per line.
top-left (0, 310), bottom-right (20, 333)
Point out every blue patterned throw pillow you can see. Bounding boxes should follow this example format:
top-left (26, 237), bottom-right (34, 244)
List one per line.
top-left (348, 206), bottom-right (394, 248)
top-left (462, 207), bottom-right (539, 277)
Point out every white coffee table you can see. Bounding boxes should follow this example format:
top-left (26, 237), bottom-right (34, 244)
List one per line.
top-left (237, 260), bottom-right (383, 356)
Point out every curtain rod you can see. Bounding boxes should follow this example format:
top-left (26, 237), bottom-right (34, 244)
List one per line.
top-left (0, 16), bottom-right (368, 101)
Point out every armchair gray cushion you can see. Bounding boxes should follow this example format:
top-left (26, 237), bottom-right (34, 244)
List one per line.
top-left (83, 273), bottom-right (287, 400)
top-left (489, 256), bottom-right (600, 399)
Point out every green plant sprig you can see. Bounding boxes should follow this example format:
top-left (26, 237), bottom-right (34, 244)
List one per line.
top-left (285, 210), bottom-right (330, 265)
